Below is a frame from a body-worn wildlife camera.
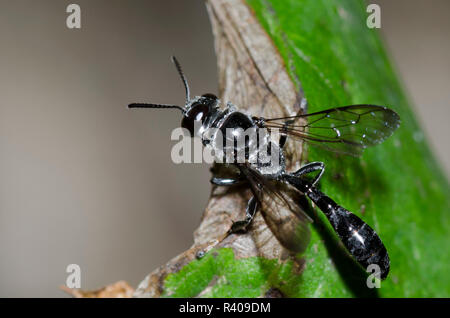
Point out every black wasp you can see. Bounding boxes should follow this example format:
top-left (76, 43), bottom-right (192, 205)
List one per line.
top-left (129, 57), bottom-right (400, 280)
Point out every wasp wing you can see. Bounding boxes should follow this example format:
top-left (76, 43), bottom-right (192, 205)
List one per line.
top-left (262, 105), bottom-right (400, 156)
top-left (238, 164), bottom-right (312, 254)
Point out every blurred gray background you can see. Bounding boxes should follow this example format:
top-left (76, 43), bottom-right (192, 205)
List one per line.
top-left (0, 0), bottom-right (448, 297)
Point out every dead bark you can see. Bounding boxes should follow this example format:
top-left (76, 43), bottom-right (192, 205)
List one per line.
top-left (132, 0), bottom-right (307, 298)
top-left (61, 281), bottom-right (134, 298)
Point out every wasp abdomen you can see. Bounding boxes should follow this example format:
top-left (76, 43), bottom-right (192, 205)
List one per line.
top-left (312, 189), bottom-right (390, 279)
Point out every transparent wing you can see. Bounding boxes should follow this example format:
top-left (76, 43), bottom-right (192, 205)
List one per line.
top-left (262, 105), bottom-right (400, 156)
top-left (238, 164), bottom-right (312, 254)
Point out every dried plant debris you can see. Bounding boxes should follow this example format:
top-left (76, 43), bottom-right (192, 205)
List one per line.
top-left (133, 0), bottom-right (307, 298)
top-left (61, 281), bottom-right (134, 298)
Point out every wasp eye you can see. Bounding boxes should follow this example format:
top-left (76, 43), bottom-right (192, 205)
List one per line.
top-left (181, 102), bottom-right (211, 136)
top-left (201, 93), bottom-right (218, 100)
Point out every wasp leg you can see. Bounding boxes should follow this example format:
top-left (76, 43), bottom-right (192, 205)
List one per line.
top-left (228, 196), bottom-right (259, 234)
top-left (292, 161), bottom-right (325, 186)
top-left (279, 119), bottom-right (294, 149)
top-left (279, 98), bottom-right (307, 149)
top-left (279, 133), bottom-right (288, 149)
top-left (210, 176), bottom-right (246, 186)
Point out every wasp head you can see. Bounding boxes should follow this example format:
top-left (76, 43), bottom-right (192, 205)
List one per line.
top-left (128, 57), bottom-right (219, 137)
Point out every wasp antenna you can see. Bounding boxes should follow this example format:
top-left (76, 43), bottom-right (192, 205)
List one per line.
top-left (128, 103), bottom-right (185, 113)
top-left (171, 56), bottom-right (190, 103)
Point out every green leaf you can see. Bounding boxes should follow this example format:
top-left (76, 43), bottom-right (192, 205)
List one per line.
top-left (163, 248), bottom-right (292, 298)
top-left (245, 0), bottom-right (450, 297)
